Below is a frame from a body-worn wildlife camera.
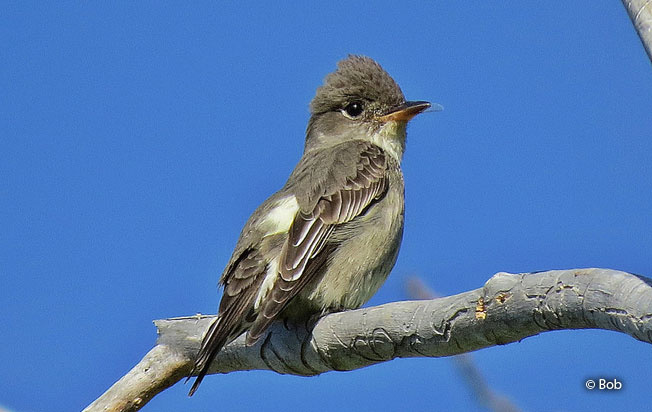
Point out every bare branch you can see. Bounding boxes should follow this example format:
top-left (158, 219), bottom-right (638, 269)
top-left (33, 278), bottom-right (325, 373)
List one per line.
top-left (83, 345), bottom-right (192, 412)
top-left (405, 276), bottom-right (522, 412)
top-left (84, 268), bottom-right (652, 411)
top-left (622, 0), bottom-right (652, 63)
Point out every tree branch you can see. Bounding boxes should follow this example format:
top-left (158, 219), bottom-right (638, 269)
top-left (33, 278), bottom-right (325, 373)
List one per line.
top-left (622, 0), bottom-right (652, 63)
top-left (405, 277), bottom-right (522, 412)
top-left (84, 268), bottom-right (652, 412)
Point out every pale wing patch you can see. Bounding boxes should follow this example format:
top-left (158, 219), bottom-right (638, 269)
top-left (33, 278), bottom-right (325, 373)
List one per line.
top-left (261, 196), bottom-right (299, 235)
top-left (254, 257), bottom-right (279, 310)
top-left (254, 196), bottom-right (299, 309)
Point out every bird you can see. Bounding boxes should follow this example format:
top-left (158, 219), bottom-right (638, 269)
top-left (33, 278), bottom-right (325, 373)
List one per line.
top-left (188, 55), bottom-right (432, 396)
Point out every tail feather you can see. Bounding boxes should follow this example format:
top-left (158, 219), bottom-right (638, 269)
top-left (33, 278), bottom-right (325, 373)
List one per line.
top-left (187, 317), bottom-right (231, 396)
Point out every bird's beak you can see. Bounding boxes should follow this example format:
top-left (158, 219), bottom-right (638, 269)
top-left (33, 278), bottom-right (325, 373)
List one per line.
top-left (377, 101), bottom-right (434, 123)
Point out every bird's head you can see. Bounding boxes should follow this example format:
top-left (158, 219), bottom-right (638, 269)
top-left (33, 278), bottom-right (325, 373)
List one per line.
top-left (305, 55), bottom-right (431, 161)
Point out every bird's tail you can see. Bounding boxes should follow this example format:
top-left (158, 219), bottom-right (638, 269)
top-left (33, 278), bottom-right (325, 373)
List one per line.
top-left (186, 317), bottom-right (231, 396)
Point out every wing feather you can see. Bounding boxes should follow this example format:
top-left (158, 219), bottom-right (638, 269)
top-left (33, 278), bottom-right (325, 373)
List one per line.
top-left (246, 142), bottom-right (390, 344)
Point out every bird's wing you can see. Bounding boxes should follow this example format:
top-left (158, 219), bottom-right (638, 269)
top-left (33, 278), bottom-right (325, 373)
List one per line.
top-left (246, 141), bottom-right (389, 343)
top-left (189, 141), bottom-right (389, 395)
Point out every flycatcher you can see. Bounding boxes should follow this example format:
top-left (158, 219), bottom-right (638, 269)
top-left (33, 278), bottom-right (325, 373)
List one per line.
top-left (188, 55), bottom-right (432, 395)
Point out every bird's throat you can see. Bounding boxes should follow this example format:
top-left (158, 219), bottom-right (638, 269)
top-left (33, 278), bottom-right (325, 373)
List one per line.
top-left (371, 120), bottom-right (406, 162)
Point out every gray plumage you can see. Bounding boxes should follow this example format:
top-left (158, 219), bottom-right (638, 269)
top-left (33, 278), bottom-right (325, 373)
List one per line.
top-left (188, 55), bottom-right (430, 395)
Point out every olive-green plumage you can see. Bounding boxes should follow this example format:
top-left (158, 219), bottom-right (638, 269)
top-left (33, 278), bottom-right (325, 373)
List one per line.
top-left (188, 55), bottom-right (430, 395)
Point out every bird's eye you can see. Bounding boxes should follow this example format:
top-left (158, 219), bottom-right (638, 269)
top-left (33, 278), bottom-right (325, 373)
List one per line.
top-left (342, 101), bottom-right (364, 118)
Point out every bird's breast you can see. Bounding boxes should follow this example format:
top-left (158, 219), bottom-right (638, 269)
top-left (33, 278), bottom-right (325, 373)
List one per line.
top-left (299, 168), bottom-right (405, 313)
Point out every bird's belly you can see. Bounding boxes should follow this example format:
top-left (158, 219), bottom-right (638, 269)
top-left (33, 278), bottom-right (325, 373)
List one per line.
top-left (301, 188), bottom-right (404, 313)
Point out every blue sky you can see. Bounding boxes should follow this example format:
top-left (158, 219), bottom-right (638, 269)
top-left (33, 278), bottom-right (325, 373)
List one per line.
top-left (2, 2), bottom-right (651, 411)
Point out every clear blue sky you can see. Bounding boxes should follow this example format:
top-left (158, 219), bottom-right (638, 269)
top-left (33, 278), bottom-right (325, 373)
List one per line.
top-left (2, 2), bottom-right (651, 411)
